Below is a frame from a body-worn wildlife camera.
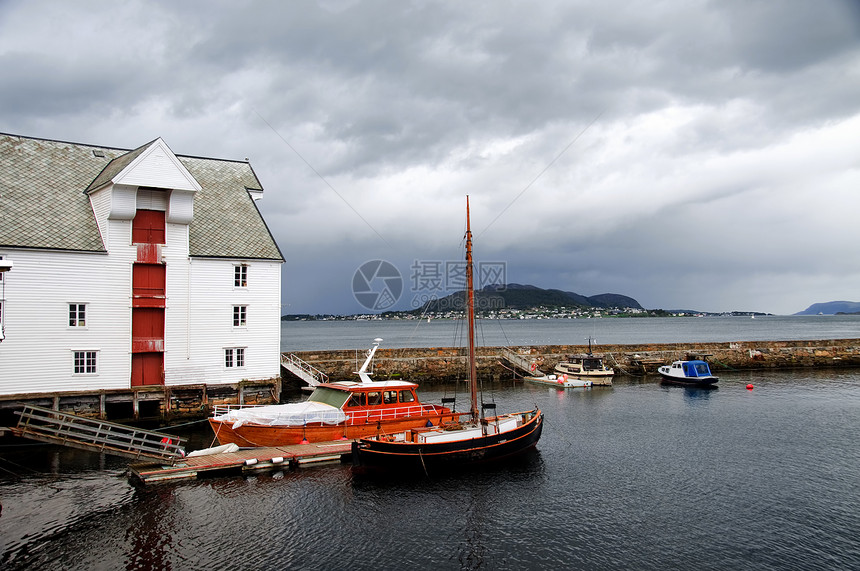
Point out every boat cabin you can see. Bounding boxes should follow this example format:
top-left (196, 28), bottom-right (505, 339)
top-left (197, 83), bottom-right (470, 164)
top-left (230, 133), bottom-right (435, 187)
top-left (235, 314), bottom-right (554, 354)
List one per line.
top-left (673, 360), bottom-right (714, 377)
top-left (559, 355), bottom-right (608, 371)
top-left (308, 381), bottom-right (421, 411)
top-left (578, 356), bottom-right (607, 371)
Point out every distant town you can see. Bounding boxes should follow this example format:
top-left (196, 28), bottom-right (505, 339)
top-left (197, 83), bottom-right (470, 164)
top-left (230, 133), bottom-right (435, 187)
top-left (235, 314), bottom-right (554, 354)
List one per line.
top-left (282, 308), bottom-right (769, 321)
top-left (283, 283), bottom-right (772, 321)
top-left (281, 286), bottom-right (860, 321)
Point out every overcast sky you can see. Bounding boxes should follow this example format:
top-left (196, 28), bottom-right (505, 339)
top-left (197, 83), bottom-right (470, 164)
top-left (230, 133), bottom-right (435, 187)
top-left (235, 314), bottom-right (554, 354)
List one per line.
top-left (2, 1), bottom-right (859, 315)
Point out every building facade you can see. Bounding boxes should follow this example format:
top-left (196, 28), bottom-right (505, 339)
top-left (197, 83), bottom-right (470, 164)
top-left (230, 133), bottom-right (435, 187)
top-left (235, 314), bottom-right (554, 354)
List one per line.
top-left (0, 133), bottom-right (285, 421)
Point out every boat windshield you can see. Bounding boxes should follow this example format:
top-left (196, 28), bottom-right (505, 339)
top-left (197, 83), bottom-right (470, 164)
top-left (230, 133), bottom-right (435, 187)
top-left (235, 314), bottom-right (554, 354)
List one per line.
top-left (685, 362), bottom-right (712, 377)
top-left (583, 358), bottom-right (602, 371)
top-left (307, 387), bottom-right (351, 409)
top-left (693, 363), bottom-right (711, 376)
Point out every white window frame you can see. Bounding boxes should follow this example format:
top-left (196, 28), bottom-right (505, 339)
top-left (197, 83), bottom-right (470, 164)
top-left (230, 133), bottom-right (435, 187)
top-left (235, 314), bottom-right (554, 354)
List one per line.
top-left (232, 305), bottom-right (247, 327)
top-left (69, 303), bottom-right (87, 328)
top-left (73, 350), bottom-right (98, 375)
top-left (234, 264), bottom-right (248, 288)
top-left (225, 347), bottom-right (246, 369)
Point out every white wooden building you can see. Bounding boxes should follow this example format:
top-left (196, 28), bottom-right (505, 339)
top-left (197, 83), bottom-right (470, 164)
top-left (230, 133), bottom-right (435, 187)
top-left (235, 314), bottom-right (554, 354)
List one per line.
top-left (0, 133), bottom-right (285, 419)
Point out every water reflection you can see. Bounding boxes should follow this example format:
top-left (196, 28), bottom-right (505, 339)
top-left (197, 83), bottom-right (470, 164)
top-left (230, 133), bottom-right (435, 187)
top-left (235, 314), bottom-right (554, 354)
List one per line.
top-left (126, 487), bottom-right (176, 571)
top-left (682, 386), bottom-right (718, 400)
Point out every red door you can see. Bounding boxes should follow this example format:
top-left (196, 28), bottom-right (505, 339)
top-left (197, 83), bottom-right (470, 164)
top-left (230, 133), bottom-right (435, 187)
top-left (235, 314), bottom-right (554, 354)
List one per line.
top-left (131, 308), bottom-right (165, 386)
top-left (132, 209), bottom-right (166, 244)
top-left (133, 264), bottom-right (166, 307)
top-left (131, 353), bottom-right (164, 386)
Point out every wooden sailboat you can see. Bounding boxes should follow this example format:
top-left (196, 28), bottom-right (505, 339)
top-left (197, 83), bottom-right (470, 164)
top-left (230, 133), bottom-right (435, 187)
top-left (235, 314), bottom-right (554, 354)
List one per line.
top-left (352, 197), bottom-right (543, 472)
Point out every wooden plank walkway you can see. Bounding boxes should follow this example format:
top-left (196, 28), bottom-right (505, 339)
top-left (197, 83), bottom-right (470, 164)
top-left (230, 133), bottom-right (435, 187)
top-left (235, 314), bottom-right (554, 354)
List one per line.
top-left (14, 405), bottom-right (186, 462)
top-left (129, 440), bottom-right (355, 484)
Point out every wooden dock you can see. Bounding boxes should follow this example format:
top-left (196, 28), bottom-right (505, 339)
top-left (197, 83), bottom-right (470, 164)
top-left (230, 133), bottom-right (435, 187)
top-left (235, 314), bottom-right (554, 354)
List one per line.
top-left (128, 440), bottom-right (355, 484)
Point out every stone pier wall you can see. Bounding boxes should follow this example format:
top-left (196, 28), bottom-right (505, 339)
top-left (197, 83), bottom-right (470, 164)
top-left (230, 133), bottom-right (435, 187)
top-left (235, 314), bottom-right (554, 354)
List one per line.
top-left (289, 338), bottom-right (860, 383)
top-left (3, 339), bottom-right (857, 427)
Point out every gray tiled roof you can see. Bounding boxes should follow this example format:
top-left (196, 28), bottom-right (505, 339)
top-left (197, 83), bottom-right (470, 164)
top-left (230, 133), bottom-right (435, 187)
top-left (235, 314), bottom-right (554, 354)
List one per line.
top-left (0, 133), bottom-right (283, 261)
top-left (86, 139), bottom-right (154, 193)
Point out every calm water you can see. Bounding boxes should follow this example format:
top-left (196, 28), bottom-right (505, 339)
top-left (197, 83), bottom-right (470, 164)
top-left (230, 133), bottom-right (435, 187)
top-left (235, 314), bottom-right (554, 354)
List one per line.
top-left (2, 318), bottom-right (860, 570)
top-left (281, 314), bottom-right (860, 351)
top-left (1, 370), bottom-right (859, 570)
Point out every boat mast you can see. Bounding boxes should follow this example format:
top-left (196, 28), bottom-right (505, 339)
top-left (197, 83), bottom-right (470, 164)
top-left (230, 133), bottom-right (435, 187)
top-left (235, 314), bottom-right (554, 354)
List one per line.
top-left (356, 338), bottom-right (383, 384)
top-left (466, 196), bottom-right (479, 422)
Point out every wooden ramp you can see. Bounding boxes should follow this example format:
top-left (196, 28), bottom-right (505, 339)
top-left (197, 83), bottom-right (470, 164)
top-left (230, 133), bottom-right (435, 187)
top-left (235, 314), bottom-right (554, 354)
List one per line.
top-left (500, 348), bottom-right (545, 377)
top-left (129, 440), bottom-right (355, 484)
top-left (13, 405), bottom-right (186, 463)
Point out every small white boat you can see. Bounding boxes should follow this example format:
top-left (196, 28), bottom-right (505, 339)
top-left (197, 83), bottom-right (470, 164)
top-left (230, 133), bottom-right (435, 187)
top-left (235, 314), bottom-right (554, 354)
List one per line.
top-left (553, 337), bottom-right (615, 386)
top-left (658, 360), bottom-right (719, 387)
top-left (553, 359), bottom-right (614, 383)
top-left (553, 339), bottom-right (614, 386)
top-left (524, 374), bottom-right (592, 388)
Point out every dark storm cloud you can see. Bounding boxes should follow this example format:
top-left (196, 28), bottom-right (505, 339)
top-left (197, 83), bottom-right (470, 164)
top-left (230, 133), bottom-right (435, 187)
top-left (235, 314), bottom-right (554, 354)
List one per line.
top-left (1, 0), bottom-right (859, 314)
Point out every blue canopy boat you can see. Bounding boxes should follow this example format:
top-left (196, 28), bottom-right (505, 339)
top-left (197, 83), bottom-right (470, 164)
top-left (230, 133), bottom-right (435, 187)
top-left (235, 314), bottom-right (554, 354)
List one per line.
top-left (658, 360), bottom-right (719, 387)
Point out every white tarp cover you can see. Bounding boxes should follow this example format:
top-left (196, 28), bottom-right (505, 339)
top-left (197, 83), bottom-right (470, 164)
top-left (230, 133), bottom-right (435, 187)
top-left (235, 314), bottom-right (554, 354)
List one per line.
top-left (215, 402), bottom-right (347, 429)
top-left (187, 443), bottom-right (241, 457)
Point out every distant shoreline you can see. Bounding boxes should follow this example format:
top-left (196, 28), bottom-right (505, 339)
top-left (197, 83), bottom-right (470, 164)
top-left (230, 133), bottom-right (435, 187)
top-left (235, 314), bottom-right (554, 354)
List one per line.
top-left (281, 310), bottom-right (773, 321)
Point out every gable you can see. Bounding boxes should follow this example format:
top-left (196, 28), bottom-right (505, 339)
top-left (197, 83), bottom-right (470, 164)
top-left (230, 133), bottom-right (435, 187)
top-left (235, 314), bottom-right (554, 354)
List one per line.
top-left (111, 138), bottom-right (202, 192)
top-left (0, 133), bottom-right (284, 261)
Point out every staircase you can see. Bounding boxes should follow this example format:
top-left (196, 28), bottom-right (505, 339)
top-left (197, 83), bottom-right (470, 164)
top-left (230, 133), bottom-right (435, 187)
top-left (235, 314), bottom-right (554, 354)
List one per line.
top-left (499, 348), bottom-right (545, 377)
top-left (14, 405), bottom-right (186, 463)
top-left (281, 353), bottom-right (329, 387)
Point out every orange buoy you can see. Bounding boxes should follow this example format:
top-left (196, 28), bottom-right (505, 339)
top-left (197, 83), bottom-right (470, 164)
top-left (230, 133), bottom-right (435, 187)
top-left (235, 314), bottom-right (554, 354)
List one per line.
top-left (746, 384), bottom-right (754, 390)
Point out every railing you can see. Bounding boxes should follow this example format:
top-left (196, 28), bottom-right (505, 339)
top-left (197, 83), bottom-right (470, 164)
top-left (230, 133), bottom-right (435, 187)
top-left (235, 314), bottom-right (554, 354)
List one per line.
top-left (345, 404), bottom-right (446, 423)
top-left (15, 405), bottom-right (186, 463)
top-left (212, 403), bottom-right (265, 415)
top-left (281, 353), bottom-right (329, 386)
top-left (500, 348), bottom-right (544, 376)
top-left (211, 403), bottom-right (461, 426)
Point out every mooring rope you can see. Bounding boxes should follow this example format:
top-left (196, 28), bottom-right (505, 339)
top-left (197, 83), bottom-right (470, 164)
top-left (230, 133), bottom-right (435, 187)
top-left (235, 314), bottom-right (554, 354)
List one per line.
top-left (605, 351), bottom-right (637, 376)
top-left (161, 417), bottom-right (210, 432)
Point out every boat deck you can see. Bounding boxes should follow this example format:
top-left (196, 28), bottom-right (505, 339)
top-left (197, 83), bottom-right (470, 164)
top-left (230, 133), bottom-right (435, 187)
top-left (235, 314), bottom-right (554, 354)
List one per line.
top-left (128, 440), bottom-right (354, 484)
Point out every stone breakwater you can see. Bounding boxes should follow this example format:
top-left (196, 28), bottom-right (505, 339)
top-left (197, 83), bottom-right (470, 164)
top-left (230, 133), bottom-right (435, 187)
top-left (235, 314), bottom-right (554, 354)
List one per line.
top-left (288, 339), bottom-right (860, 384)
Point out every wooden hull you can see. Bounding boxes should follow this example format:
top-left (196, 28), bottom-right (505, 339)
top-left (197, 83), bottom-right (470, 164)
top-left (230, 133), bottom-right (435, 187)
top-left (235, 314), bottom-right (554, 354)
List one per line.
top-left (209, 409), bottom-right (455, 447)
top-left (352, 409), bottom-right (543, 473)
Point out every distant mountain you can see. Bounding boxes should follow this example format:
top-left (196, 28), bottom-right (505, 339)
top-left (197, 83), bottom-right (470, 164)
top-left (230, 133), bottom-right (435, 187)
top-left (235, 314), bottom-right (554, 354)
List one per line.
top-left (418, 283), bottom-right (642, 313)
top-left (794, 301), bottom-right (860, 315)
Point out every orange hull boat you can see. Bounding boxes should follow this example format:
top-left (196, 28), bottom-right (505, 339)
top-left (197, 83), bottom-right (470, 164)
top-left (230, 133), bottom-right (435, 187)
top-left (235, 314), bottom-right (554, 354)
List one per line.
top-left (209, 403), bottom-right (456, 447)
top-left (209, 338), bottom-right (456, 447)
